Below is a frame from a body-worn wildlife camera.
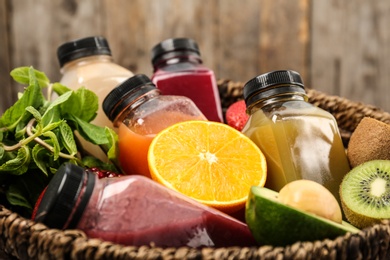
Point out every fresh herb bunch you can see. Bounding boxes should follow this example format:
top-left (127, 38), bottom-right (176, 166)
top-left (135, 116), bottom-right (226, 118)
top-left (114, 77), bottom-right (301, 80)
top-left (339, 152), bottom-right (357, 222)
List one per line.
top-left (0, 66), bottom-right (119, 217)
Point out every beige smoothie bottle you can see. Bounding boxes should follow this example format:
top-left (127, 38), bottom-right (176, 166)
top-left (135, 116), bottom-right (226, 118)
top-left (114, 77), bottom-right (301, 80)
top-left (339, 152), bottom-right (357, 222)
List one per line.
top-left (57, 36), bottom-right (134, 161)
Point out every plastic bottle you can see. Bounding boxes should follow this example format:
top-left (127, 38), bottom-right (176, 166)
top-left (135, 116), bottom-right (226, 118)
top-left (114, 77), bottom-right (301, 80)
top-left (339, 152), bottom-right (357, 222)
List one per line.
top-left (103, 74), bottom-right (207, 178)
top-left (241, 70), bottom-right (351, 205)
top-left (57, 36), bottom-right (134, 161)
top-left (33, 163), bottom-right (257, 248)
top-left (151, 38), bottom-right (224, 122)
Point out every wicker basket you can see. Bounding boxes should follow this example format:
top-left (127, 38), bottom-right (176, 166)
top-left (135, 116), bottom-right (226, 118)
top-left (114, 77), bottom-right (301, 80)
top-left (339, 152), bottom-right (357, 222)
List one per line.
top-left (1, 80), bottom-right (390, 260)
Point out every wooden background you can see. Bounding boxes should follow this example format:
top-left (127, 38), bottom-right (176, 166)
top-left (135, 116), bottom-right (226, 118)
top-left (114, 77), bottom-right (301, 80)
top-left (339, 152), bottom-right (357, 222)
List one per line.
top-left (1, 0), bottom-right (389, 114)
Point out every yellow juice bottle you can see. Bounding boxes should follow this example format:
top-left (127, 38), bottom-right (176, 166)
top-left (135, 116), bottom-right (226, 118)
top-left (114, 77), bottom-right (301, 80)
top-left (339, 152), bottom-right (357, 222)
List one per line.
top-left (242, 70), bottom-right (350, 205)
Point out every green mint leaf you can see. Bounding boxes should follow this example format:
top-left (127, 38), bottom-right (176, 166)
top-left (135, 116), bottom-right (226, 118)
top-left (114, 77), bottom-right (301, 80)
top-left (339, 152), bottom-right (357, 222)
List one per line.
top-left (41, 106), bottom-right (61, 128)
top-left (6, 169), bottom-right (49, 211)
top-left (6, 183), bottom-right (32, 209)
top-left (22, 169), bottom-right (50, 208)
top-left (42, 92), bottom-right (72, 130)
top-left (42, 131), bottom-right (60, 161)
top-left (10, 66), bottom-right (50, 88)
top-left (25, 106), bottom-right (42, 122)
top-left (82, 156), bottom-right (117, 172)
top-left (41, 91), bottom-right (72, 129)
top-left (66, 115), bottom-right (108, 145)
top-left (52, 83), bottom-right (71, 96)
top-left (42, 120), bottom-right (63, 133)
top-left (14, 126), bottom-right (27, 140)
top-left (0, 146), bottom-right (30, 175)
top-left (60, 87), bottom-right (98, 122)
top-left (59, 122), bottom-right (77, 156)
top-left (0, 148), bottom-right (16, 164)
top-left (74, 87), bottom-right (99, 122)
top-left (32, 144), bottom-right (49, 176)
top-left (0, 69), bottom-right (44, 129)
top-left (82, 156), bottom-right (104, 168)
top-left (42, 90), bottom-right (72, 119)
top-left (9, 67), bottom-right (32, 85)
top-left (104, 127), bottom-right (119, 163)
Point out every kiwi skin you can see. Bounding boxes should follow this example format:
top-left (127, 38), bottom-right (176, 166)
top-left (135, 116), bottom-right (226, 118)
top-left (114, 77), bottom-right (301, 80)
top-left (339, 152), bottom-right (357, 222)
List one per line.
top-left (340, 160), bottom-right (390, 229)
top-left (347, 117), bottom-right (390, 168)
top-left (341, 201), bottom-right (382, 229)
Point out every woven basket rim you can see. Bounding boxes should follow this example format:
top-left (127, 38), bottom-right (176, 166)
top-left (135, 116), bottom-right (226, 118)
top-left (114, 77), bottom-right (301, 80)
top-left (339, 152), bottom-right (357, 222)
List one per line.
top-left (1, 203), bottom-right (390, 259)
top-left (1, 79), bottom-right (390, 259)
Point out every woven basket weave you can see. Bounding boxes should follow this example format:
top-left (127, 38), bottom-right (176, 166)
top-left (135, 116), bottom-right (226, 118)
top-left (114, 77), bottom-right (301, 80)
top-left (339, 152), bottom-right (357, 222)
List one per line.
top-left (1, 80), bottom-right (390, 260)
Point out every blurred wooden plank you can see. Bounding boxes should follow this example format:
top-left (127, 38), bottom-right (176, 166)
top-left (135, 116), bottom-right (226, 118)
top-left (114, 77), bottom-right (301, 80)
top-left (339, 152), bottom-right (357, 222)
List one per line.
top-left (102, 0), bottom-right (155, 76)
top-left (217, 0), bottom-right (261, 82)
top-left (258, 0), bottom-right (310, 83)
top-left (102, 0), bottom-right (219, 78)
top-left (2, 0), bottom-right (389, 113)
top-left (0, 0), bottom-right (12, 114)
top-left (102, 0), bottom-right (269, 83)
top-left (9, 0), bottom-right (103, 84)
top-left (311, 0), bottom-right (390, 112)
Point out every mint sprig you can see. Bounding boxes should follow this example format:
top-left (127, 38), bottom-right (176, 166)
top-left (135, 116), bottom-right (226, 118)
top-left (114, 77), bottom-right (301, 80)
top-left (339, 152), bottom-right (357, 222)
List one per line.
top-left (0, 66), bottom-right (119, 217)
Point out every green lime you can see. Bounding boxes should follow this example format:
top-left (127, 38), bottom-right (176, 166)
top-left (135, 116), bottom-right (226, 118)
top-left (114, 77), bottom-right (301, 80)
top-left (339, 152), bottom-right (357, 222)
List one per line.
top-left (245, 186), bottom-right (360, 246)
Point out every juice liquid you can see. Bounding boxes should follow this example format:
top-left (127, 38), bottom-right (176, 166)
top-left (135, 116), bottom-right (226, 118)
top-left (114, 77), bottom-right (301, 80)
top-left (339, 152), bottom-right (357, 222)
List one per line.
top-left (78, 175), bottom-right (256, 248)
top-left (242, 105), bottom-right (350, 205)
top-left (152, 67), bottom-right (223, 123)
top-left (85, 212), bottom-right (256, 247)
top-left (118, 110), bottom-right (206, 177)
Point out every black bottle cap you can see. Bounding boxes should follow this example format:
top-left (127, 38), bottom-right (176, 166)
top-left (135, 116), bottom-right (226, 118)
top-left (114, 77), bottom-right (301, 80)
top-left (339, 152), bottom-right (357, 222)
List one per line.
top-left (57, 36), bottom-right (112, 67)
top-left (151, 38), bottom-right (201, 65)
top-left (34, 163), bottom-right (95, 229)
top-left (243, 70), bottom-right (306, 107)
top-left (103, 74), bottom-right (159, 122)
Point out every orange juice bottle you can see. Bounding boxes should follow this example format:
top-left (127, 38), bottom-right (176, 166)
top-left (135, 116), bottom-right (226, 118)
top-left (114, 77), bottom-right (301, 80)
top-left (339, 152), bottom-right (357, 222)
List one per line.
top-left (103, 74), bottom-right (207, 177)
top-left (241, 70), bottom-right (350, 205)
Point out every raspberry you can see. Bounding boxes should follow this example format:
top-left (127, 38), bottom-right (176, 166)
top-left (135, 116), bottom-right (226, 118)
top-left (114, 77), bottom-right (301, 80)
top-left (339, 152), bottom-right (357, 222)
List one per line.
top-left (88, 167), bottom-right (124, 179)
top-left (225, 100), bottom-right (249, 131)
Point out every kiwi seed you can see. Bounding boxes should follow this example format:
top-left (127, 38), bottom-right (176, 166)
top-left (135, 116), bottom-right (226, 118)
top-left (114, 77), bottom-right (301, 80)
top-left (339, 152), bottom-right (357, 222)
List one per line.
top-left (347, 117), bottom-right (390, 168)
top-left (340, 160), bottom-right (390, 229)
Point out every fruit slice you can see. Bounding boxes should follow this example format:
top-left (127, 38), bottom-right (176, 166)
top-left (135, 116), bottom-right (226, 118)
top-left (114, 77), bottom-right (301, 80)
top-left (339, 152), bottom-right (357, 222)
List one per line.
top-left (347, 117), bottom-right (390, 168)
top-left (340, 160), bottom-right (390, 229)
top-left (148, 120), bottom-right (267, 213)
top-left (246, 186), bottom-right (360, 246)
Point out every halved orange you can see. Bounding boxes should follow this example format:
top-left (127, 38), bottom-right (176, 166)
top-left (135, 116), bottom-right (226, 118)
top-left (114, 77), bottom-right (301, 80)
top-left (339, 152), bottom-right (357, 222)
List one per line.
top-left (148, 120), bottom-right (267, 213)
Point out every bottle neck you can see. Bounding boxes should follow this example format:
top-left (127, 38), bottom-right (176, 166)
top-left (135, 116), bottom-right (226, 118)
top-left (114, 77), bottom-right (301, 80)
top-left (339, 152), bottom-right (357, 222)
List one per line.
top-left (60, 54), bottom-right (114, 73)
top-left (247, 92), bottom-right (308, 115)
top-left (113, 89), bottom-right (161, 126)
top-left (153, 51), bottom-right (202, 70)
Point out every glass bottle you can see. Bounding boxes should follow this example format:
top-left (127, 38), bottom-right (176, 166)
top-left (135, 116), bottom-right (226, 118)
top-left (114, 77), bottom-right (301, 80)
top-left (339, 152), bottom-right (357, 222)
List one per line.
top-left (33, 163), bottom-right (257, 248)
top-left (241, 70), bottom-right (351, 205)
top-left (151, 38), bottom-right (224, 123)
top-left (57, 36), bottom-right (134, 161)
top-left (103, 74), bottom-right (207, 178)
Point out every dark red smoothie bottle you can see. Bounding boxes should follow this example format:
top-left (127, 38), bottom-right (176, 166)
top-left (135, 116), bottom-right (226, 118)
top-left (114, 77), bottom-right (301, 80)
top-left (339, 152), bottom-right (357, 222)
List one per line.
top-left (33, 163), bottom-right (257, 248)
top-left (151, 38), bottom-right (224, 122)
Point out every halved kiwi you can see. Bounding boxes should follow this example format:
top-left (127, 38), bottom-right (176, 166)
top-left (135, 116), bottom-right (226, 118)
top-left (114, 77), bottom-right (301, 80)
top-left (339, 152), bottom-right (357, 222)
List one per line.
top-left (340, 160), bottom-right (390, 229)
top-left (347, 117), bottom-right (390, 168)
